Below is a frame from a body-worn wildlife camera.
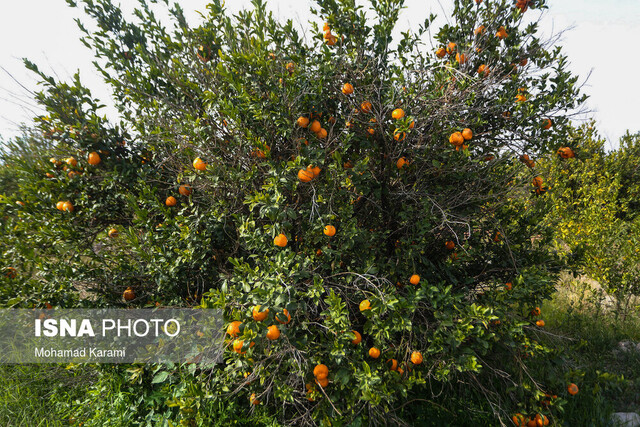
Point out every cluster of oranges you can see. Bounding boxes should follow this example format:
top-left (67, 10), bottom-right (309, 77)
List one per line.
top-left (530, 306), bottom-right (545, 327)
top-left (225, 306), bottom-right (292, 355)
top-left (47, 155), bottom-right (92, 209)
top-left (55, 200), bottom-right (75, 212)
top-left (532, 176), bottom-right (546, 195)
top-left (511, 384), bottom-right (577, 426)
top-left (358, 296), bottom-right (424, 374)
top-left (557, 147), bottom-right (575, 159)
top-left (448, 128), bottom-right (473, 151)
top-left (435, 41), bottom-right (459, 59)
top-left (520, 154), bottom-right (535, 169)
top-left (297, 165), bottom-right (322, 183)
top-left (297, 115), bottom-right (328, 140)
top-left (322, 22), bottom-right (338, 46)
top-left (511, 413), bottom-right (549, 426)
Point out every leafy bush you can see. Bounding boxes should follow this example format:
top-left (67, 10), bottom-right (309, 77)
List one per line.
top-left (1, 0), bottom-right (591, 424)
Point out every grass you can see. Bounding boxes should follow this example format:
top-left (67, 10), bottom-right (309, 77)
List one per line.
top-left (537, 273), bottom-right (640, 424)
top-left (0, 365), bottom-right (66, 426)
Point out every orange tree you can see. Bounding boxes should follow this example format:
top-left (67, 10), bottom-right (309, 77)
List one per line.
top-left (0, 0), bottom-right (588, 424)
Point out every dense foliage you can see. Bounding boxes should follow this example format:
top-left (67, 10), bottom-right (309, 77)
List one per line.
top-left (2, 0), bottom-right (622, 425)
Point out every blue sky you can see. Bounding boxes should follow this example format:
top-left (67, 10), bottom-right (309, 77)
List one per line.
top-left (1, 0), bottom-right (638, 148)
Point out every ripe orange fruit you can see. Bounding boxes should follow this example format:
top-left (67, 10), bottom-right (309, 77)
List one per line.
top-left (512, 413), bottom-right (527, 427)
top-left (478, 64), bottom-right (489, 75)
top-left (313, 364), bottom-right (329, 380)
top-left (520, 57), bottom-right (529, 66)
top-left (309, 165), bottom-right (321, 178)
top-left (342, 83), bottom-right (354, 95)
top-left (445, 241), bottom-right (455, 250)
top-left (316, 377), bottom-right (329, 388)
top-left (367, 127), bottom-right (375, 136)
top-left (62, 201), bottom-right (74, 212)
top-left (515, 94), bottom-right (527, 102)
top-left (274, 233), bottom-right (288, 247)
top-left (493, 232), bottom-right (501, 242)
top-left (542, 118), bottom-right (552, 129)
top-left (359, 299), bottom-right (371, 311)
top-left (123, 287), bottom-right (135, 301)
top-left (393, 130), bottom-right (406, 141)
top-left (519, 154), bottom-right (536, 168)
top-left (276, 308), bottom-right (291, 324)
top-left (536, 319), bottom-right (545, 327)
top-left (455, 52), bottom-right (467, 64)
top-left (532, 176), bottom-right (543, 188)
top-left (516, 0), bottom-right (530, 13)
top-left (534, 414), bottom-right (549, 426)
top-left (309, 119), bottom-right (321, 133)
top-left (411, 351), bottom-right (423, 365)
top-left (323, 29), bottom-right (332, 40)
top-left (360, 101), bottom-right (372, 113)
top-left (226, 321), bottom-right (242, 337)
top-left (435, 47), bottom-right (446, 58)
top-left (250, 393), bottom-right (260, 405)
top-left (449, 132), bottom-right (464, 146)
top-left (567, 383), bottom-right (579, 395)
top-left (165, 196), bottom-right (177, 207)
top-left (396, 157), bottom-right (408, 169)
top-left (496, 26), bottom-right (508, 39)
top-left (193, 157), bottom-right (207, 171)
top-left (297, 116), bottom-right (310, 128)
top-left (391, 108), bottom-right (405, 120)
top-left (461, 128), bottom-right (473, 140)
top-left (387, 358), bottom-right (398, 371)
top-left (66, 157), bottom-right (77, 167)
top-left (505, 282), bottom-right (513, 291)
top-left (45, 172), bottom-right (54, 178)
top-left (446, 42), bottom-right (456, 54)
top-left (369, 347), bottom-right (380, 358)
top-left (87, 151), bottom-right (101, 166)
top-left (316, 128), bottom-right (328, 139)
top-left (286, 62), bottom-right (295, 73)
top-left (323, 225), bottom-right (336, 237)
top-left (298, 169), bottom-right (314, 183)
top-left (557, 147), bottom-right (575, 159)
top-left (266, 325), bottom-right (280, 340)
top-left (474, 25), bottom-right (485, 35)
top-left (252, 305), bottom-right (269, 321)
top-left (56, 201), bottom-right (65, 211)
top-left (350, 330), bottom-right (362, 345)
top-left (108, 228), bottom-right (119, 238)
top-left (409, 274), bottom-right (420, 285)
top-left (531, 307), bottom-right (541, 316)
top-left (233, 339), bottom-right (254, 354)
top-left (178, 185), bottom-right (192, 196)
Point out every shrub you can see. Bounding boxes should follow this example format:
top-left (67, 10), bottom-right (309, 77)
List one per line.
top-left (1, 0), bottom-right (589, 424)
